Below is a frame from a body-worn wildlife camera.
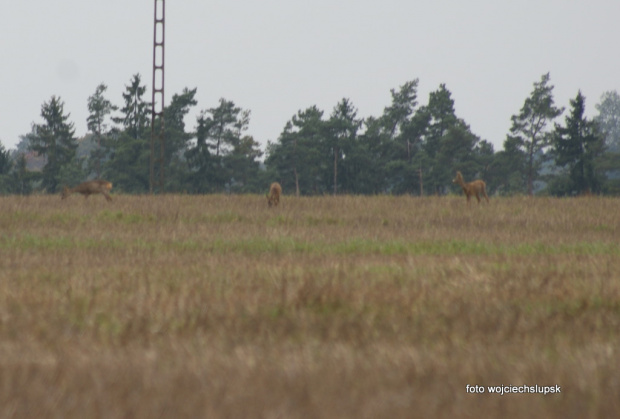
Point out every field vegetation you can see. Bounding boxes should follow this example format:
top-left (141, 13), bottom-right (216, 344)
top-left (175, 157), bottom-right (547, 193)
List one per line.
top-left (0, 194), bottom-right (619, 418)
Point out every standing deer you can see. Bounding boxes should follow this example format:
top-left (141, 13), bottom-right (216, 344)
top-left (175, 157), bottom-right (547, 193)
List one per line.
top-left (266, 182), bottom-right (282, 207)
top-left (452, 171), bottom-right (489, 204)
top-left (61, 180), bottom-right (113, 202)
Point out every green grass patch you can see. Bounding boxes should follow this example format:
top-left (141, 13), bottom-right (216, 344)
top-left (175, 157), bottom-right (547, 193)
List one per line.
top-left (97, 210), bottom-right (155, 224)
top-left (2, 232), bottom-right (619, 256)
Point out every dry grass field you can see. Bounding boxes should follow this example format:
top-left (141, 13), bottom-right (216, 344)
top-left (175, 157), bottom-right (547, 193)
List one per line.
top-left (0, 194), bottom-right (619, 418)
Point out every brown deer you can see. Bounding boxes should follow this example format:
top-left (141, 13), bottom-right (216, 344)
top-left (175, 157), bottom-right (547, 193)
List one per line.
top-left (61, 180), bottom-right (113, 202)
top-left (266, 182), bottom-right (282, 207)
top-left (452, 171), bottom-right (489, 204)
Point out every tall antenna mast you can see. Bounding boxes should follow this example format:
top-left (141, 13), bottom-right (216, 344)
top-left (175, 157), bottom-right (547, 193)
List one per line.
top-left (150, 0), bottom-right (165, 193)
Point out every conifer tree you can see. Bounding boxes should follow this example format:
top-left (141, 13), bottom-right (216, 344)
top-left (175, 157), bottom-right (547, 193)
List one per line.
top-left (28, 96), bottom-right (78, 192)
top-left (553, 91), bottom-right (604, 194)
top-left (87, 83), bottom-right (116, 178)
top-left (104, 74), bottom-right (151, 192)
top-left (508, 73), bottom-right (563, 195)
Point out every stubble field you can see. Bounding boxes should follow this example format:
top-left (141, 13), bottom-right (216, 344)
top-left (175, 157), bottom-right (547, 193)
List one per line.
top-left (0, 193), bottom-right (619, 418)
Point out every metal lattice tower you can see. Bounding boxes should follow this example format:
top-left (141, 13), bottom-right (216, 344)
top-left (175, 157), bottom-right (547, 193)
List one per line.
top-left (150, 0), bottom-right (165, 193)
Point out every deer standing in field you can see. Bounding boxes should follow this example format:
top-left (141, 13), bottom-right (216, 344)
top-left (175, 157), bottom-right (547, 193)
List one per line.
top-left (61, 180), bottom-right (113, 202)
top-left (452, 171), bottom-right (489, 204)
top-left (266, 182), bottom-right (282, 207)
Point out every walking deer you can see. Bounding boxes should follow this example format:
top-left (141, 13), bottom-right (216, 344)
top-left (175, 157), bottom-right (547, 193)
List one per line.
top-left (452, 171), bottom-right (489, 204)
top-left (266, 182), bottom-right (282, 207)
top-left (61, 180), bottom-right (113, 202)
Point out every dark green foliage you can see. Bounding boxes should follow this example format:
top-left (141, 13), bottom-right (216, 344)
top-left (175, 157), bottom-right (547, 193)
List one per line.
top-left (103, 131), bottom-right (150, 193)
top-left (112, 74), bottom-right (150, 140)
top-left (203, 98), bottom-right (249, 158)
top-left (0, 142), bottom-right (13, 194)
top-left (1, 153), bottom-right (34, 195)
top-left (423, 84), bottom-right (458, 160)
top-left (508, 73), bottom-right (563, 195)
top-left (419, 84), bottom-right (489, 196)
top-left (379, 80), bottom-right (426, 194)
top-left (552, 91), bottom-right (605, 195)
top-left (8, 72), bottom-right (620, 197)
top-left (87, 83), bottom-right (117, 178)
top-left (184, 111), bottom-right (221, 193)
top-left (0, 142), bottom-right (10, 176)
top-left (58, 156), bottom-right (88, 188)
top-left (27, 96), bottom-right (78, 193)
top-left (103, 75), bottom-right (151, 193)
top-left (344, 116), bottom-right (387, 194)
top-left (223, 135), bottom-right (263, 193)
top-left (162, 87), bottom-right (198, 192)
top-left (5, 136), bottom-right (36, 194)
top-left (185, 98), bottom-right (260, 193)
top-left (264, 81), bottom-right (493, 197)
top-left (265, 106), bottom-right (328, 196)
top-left (326, 98), bottom-right (362, 194)
top-left (165, 87), bottom-right (197, 158)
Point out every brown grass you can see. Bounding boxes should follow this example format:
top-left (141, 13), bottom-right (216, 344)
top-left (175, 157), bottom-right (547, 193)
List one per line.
top-left (1, 195), bottom-right (619, 418)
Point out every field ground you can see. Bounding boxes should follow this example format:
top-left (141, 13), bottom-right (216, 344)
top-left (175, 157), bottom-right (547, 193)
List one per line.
top-left (1, 194), bottom-right (619, 418)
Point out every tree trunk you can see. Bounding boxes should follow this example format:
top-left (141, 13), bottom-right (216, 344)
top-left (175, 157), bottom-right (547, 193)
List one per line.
top-left (418, 166), bottom-right (424, 197)
top-left (527, 147), bottom-right (534, 196)
top-left (96, 132), bottom-right (101, 179)
top-left (333, 146), bottom-right (338, 195)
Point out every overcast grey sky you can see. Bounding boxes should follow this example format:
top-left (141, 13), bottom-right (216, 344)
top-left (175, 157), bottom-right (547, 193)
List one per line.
top-left (1, 1), bottom-right (619, 152)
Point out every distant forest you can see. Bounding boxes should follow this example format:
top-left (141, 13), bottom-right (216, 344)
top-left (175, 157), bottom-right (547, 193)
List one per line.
top-left (1, 72), bottom-right (619, 196)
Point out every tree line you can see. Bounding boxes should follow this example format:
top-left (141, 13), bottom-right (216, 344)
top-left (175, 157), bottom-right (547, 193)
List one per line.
top-left (1, 72), bottom-right (619, 196)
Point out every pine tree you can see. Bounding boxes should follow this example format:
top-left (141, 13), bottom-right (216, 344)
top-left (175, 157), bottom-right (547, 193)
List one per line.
top-left (223, 135), bottom-right (263, 193)
top-left (422, 84), bottom-right (485, 195)
top-left (327, 98), bottom-right (361, 194)
top-left (553, 91), bottom-right (605, 194)
top-left (0, 141), bottom-right (12, 194)
top-left (423, 84), bottom-right (458, 160)
top-left (113, 74), bottom-right (150, 139)
top-left (87, 83), bottom-right (117, 178)
top-left (103, 74), bottom-right (151, 192)
top-left (380, 80), bottom-right (426, 194)
top-left (28, 96), bottom-right (78, 192)
top-left (185, 99), bottom-right (252, 192)
top-left (265, 106), bottom-right (328, 196)
top-left (508, 73), bottom-right (563, 195)
top-left (185, 110), bottom-right (219, 193)
top-left (163, 87), bottom-right (197, 191)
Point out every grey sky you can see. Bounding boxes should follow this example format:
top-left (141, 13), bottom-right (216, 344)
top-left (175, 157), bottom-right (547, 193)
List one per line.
top-left (1, 1), bottom-right (619, 152)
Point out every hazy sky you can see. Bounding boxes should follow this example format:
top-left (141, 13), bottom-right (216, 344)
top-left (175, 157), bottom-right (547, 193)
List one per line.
top-left (1, 1), bottom-right (619, 152)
